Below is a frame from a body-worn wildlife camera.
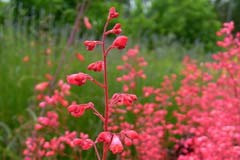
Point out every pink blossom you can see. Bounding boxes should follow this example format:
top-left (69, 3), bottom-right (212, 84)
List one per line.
top-left (88, 61), bottom-right (104, 72)
top-left (106, 23), bottom-right (122, 35)
top-left (96, 131), bottom-right (112, 143)
top-left (112, 36), bottom-right (128, 49)
top-left (35, 82), bottom-right (49, 91)
top-left (109, 134), bottom-right (124, 154)
top-left (111, 93), bottom-right (137, 106)
top-left (83, 16), bottom-right (92, 30)
top-left (67, 72), bottom-right (92, 86)
top-left (73, 138), bottom-right (93, 150)
top-left (67, 102), bottom-right (94, 118)
top-left (108, 7), bottom-right (119, 20)
top-left (84, 41), bottom-right (100, 51)
top-left (76, 53), bottom-right (85, 61)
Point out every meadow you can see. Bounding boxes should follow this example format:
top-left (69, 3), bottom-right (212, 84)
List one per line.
top-left (1, 2), bottom-right (240, 160)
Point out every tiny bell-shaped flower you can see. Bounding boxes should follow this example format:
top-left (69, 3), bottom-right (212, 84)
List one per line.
top-left (67, 72), bottom-right (92, 86)
top-left (88, 61), bottom-right (104, 72)
top-left (108, 7), bottom-right (119, 20)
top-left (109, 134), bottom-right (124, 154)
top-left (122, 130), bottom-right (139, 140)
top-left (123, 137), bottom-right (132, 146)
top-left (83, 16), bottom-right (92, 30)
top-left (84, 41), bottom-right (101, 51)
top-left (76, 53), bottom-right (85, 62)
top-left (67, 102), bottom-right (94, 118)
top-left (73, 138), bottom-right (94, 150)
top-left (105, 23), bottom-right (122, 35)
top-left (111, 93), bottom-right (137, 106)
top-left (35, 82), bottom-right (49, 91)
top-left (96, 131), bottom-right (112, 143)
top-left (112, 23), bottom-right (122, 34)
top-left (111, 36), bottom-right (128, 50)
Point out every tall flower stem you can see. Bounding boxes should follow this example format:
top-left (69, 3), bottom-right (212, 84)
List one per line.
top-left (102, 19), bottom-right (110, 160)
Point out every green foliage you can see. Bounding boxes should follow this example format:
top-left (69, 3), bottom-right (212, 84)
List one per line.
top-left (0, 1), bottom-right (8, 24)
top-left (124, 0), bottom-right (221, 50)
top-left (214, 0), bottom-right (240, 31)
top-left (7, 0), bottom-right (221, 50)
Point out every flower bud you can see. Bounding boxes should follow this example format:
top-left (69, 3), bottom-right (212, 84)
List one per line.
top-left (67, 102), bottom-right (94, 118)
top-left (88, 61), bottom-right (104, 72)
top-left (83, 16), bottom-right (92, 30)
top-left (96, 131), bottom-right (113, 144)
top-left (108, 7), bottom-right (119, 20)
top-left (112, 36), bottom-right (128, 50)
top-left (35, 82), bottom-right (49, 91)
top-left (84, 41), bottom-right (97, 51)
top-left (67, 72), bottom-right (92, 86)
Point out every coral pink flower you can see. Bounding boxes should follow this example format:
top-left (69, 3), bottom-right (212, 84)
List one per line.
top-left (34, 123), bottom-right (43, 130)
top-left (73, 138), bottom-right (93, 150)
top-left (83, 16), bottom-right (92, 30)
top-left (36, 111), bottom-right (59, 128)
top-left (84, 41), bottom-right (101, 51)
top-left (35, 82), bottom-right (49, 91)
top-left (22, 56), bottom-right (29, 62)
top-left (116, 65), bottom-right (124, 70)
top-left (112, 36), bottom-right (128, 49)
top-left (106, 23), bottom-right (122, 35)
top-left (111, 93), bottom-right (137, 106)
top-left (122, 130), bottom-right (138, 140)
top-left (67, 102), bottom-right (94, 118)
top-left (96, 131), bottom-right (112, 143)
top-left (39, 101), bottom-right (47, 108)
top-left (123, 137), bottom-right (132, 146)
top-left (143, 86), bottom-right (155, 97)
top-left (112, 23), bottom-right (122, 34)
top-left (76, 53), bottom-right (85, 61)
top-left (120, 130), bottom-right (138, 147)
top-left (37, 117), bottom-right (49, 126)
top-left (81, 139), bottom-right (94, 150)
top-left (127, 48), bottom-right (138, 57)
top-left (88, 61), bottom-right (104, 72)
top-left (109, 134), bottom-right (124, 154)
top-left (108, 7), bottom-right (119, 20)
top-left (67, 72), bottom-right (92, 86)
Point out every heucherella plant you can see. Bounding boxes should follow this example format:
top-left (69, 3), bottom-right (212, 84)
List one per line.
top-left (23, 7), bottom-right (138, 160)
top-left (66, 7), bottom-right (138, 160)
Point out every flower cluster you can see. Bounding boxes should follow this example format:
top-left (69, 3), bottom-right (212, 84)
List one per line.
top-left (23, 131), bottom-right (78, 159)
top-left (167, 21), bottom-right (240, 159)
top-left (97, 130), bottom-right (138, 154)
top-left (37, 80), bottom-right (70, 108)
top-left (35, 111), bottom-right (59, 130)
top-left (67, 102), bottom-right (94, 118)
top-left (116, 45), bottom-right (147, 92)
top-left (112, 21), bottom-right (240, 159)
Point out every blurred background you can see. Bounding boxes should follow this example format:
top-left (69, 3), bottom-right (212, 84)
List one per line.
top-left (1, 0), bottom-right (240, 50)
top-left (0, 0), bottom-right (239, 159)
